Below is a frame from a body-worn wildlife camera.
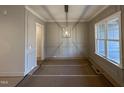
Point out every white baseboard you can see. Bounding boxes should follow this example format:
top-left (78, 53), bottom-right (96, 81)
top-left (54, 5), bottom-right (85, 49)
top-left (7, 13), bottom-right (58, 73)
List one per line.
top-left (0, 65), bottom-right (38, 77)
top-left (0, 72), bottom-right (25, 76)
top-left (45, 57), bottom-right (88, 60)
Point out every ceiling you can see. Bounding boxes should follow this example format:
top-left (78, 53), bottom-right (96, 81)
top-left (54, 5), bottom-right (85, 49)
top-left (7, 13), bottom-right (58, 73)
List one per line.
top-left (26, 5), bottom-right (108, 22)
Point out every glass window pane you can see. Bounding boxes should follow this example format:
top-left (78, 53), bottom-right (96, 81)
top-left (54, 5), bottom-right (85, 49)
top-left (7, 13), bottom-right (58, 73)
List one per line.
top-left (97, 23), bottom-right (105, 39)
top-left (107, 41), bottom-right (120, 64)
top-left (107, 18), bottom-right (119, 40)
top-left (97, 40), bottom-right (105, 56)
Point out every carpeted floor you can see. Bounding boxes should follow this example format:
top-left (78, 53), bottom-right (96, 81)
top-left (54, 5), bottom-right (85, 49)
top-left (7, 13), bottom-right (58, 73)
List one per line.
top-left (17, 59), bottom-right (113, 87)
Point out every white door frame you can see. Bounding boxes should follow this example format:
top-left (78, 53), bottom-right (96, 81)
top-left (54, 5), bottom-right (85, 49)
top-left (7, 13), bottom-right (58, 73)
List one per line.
top-left (36, 22), bottom-right (45, 61)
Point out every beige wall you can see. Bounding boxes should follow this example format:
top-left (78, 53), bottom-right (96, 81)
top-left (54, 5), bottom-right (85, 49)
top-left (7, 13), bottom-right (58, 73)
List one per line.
top-left (45, 22), bottom-right (89, 58)
top-left (0, 6), bottom-right (45, 76)
top-left (0, 6), bottom-right (25, 76)
top-left (89, 5), bottom-right (124, 86)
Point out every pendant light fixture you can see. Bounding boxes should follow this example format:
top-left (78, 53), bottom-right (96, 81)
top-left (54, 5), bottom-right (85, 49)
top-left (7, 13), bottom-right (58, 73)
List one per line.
top-left (63, 5), bottom-right (71, 38)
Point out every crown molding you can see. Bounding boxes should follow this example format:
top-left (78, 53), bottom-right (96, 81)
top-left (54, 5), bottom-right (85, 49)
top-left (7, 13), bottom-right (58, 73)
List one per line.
top-left (88, 5), bottom-right (109, 21)
top-left (46, 19), bottom-right (88, 22)
top-left (25, 6), bottom-right (47, 22)
top-left (46, 6), bottom-right (109, 22)
top-left (25, 5), bottom-right (109, 23)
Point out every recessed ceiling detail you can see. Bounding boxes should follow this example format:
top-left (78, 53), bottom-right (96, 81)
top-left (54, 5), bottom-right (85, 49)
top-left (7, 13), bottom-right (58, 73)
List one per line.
top-left (26, 5), bottom-right (108, 22)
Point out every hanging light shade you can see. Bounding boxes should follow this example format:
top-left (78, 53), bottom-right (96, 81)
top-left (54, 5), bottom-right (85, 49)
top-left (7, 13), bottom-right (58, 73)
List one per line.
top-left (62, 5), bottom-right (71, 38)
top-left (63, 27), bottom-right (71, 38)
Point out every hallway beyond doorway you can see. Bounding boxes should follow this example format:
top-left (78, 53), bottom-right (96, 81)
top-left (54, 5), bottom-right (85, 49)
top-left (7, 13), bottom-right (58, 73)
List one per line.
top-left (18, 59), bottom-right (113, 87)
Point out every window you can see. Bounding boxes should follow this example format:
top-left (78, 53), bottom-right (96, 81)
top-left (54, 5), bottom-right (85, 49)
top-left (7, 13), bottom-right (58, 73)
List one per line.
top-left (107, 18), bottom-right (120, 63)
top-left (95, 11), bottom-right (121, 65)
top-left (96, 23), bottom-right (106, 56)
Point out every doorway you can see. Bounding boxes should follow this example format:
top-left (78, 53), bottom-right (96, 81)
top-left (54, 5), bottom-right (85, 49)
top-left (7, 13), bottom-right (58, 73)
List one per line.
top-left (36, 23), bottom-right (45, 65)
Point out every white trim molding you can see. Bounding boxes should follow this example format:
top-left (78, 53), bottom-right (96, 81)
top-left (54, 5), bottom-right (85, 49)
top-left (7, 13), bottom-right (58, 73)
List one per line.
top-left (88, 5), bottom-right (109, 21)
top-left (0, 72), bottom-right (25, 76)
top-left (46, 19), bottom-right (89, 22)
top-left (25, 6), bottom-right (47, 22)
top-left (25, 5), bottom-right (109, 23)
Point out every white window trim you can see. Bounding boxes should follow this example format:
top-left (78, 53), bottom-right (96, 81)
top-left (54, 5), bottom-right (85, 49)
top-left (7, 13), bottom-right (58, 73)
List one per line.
top-left (95, 11), bottom-right (123, 69)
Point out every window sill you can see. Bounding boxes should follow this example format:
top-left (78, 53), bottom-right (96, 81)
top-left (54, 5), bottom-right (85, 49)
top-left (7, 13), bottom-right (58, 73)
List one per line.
top-left (95, 53), bottom-right (123, 69)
